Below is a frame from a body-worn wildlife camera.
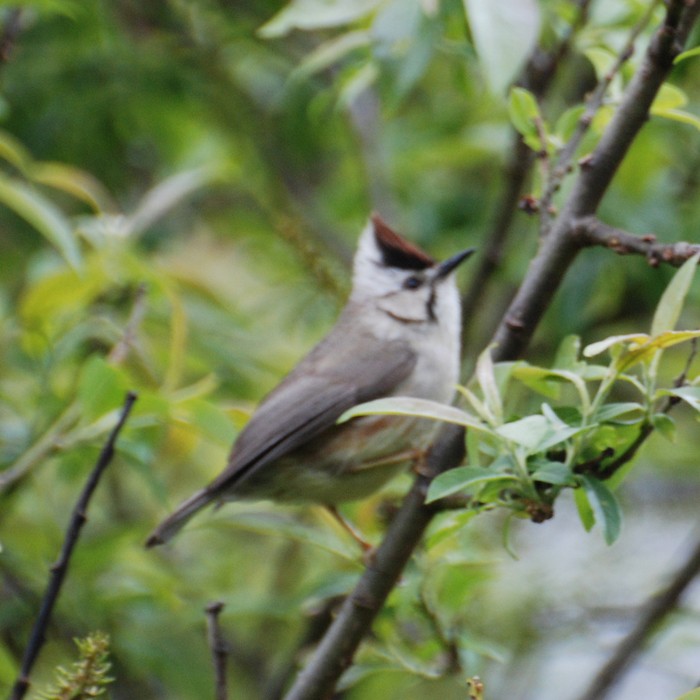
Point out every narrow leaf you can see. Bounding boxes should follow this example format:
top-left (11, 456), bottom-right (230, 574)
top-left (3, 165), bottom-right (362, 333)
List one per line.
top-left (0, 173), bottom-right (81, 269)
top-left (581, 475), bottom-right (622, 545)
top-left (426, 467), bottom-right (519, 503)
top-left (651, 253), bottom-right (700, 336)
top-left (340, 396), bottom-right (492, 432)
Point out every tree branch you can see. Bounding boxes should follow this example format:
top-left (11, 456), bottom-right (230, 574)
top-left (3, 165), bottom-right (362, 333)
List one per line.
top-left (575, 533), bottom-right (700, 700)
top-left (282, 425), bottom-right (465, 700)
top-left (574, 217), bottom-right (700, 267)
top-left (9, 392), bottom-right (138, 700)
top-left (491, 0), bottom-right (699, 361)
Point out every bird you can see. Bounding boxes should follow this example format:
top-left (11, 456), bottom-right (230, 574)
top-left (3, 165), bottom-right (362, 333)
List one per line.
top-left (146, 214), bottom-right (473, 547)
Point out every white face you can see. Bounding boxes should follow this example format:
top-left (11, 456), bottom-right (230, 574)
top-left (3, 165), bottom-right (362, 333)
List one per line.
top-left (350, 220), bottom-right (461, 325)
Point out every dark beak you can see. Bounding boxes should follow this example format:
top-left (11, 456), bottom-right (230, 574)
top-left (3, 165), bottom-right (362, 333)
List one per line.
top-left (435, 248), bottom-right (476, 280)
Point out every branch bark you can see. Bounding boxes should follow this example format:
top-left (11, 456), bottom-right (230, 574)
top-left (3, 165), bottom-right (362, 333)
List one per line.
top-left (9, 392), bottom-right (138, 700)
top-left (205, 602), bottom-right (230, 700)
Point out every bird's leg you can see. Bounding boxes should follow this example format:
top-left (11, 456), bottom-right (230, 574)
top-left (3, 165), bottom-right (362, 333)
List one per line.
top-left (325, 505), bottom-right (373, 553)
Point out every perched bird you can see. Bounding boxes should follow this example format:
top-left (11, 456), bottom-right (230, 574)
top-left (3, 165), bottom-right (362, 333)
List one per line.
top-left (146, 215), bottom-right (473, 547)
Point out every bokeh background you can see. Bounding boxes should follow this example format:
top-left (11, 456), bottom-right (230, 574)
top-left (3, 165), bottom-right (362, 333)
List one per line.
top-left (1, 1), bottom-right (700, 698)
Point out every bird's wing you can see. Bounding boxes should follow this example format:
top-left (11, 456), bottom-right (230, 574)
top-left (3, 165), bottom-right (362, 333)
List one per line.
top-left (208, 335), bottom-right (416, 493)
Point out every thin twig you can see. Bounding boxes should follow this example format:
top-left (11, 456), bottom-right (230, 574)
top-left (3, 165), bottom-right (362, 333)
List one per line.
top-left (8, 391), bottom-right (138, 700)
top-left (205, 601), bottom-right (229, 700)
top-left (575, 533), bottom-right (700, 700)
top-left (574, 217), bottom-right (700, 267)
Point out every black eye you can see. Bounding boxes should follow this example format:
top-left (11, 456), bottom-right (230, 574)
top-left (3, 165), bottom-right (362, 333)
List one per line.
top-left (403, 275), bottom-right (423, 290)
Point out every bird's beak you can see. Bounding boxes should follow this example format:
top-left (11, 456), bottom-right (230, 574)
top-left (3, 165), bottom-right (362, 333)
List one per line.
top-left (435, 248), bottom-right (476, 280)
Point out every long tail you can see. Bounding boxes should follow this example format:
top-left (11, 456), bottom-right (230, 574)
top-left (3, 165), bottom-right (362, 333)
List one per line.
top-left (145, 487), bottom-right (217, 547)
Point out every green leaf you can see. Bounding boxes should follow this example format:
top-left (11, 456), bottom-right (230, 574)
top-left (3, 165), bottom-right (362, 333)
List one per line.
top-left (554, 106), bottom-right (585, 142)
top-left (660, 386), bottom-right (700, 412)
top-left (179, 399), bottom-right (237, 446)
top-left (652, 413), bottom-right (676, 442)
top-left (574, 486), bottom-right (595, 532)
top-left (652, 108), bottom-right (700, 131)
top-left (530, 461), bottom-right (576, 486)
top-left (259, 0), bottom-right (381, 38)
top-left (583, 333), bottom-right (650, 358)
top-left (581, 475), bottom-right (622, 545)
top-left (495, 414), bottom-right (585, 453)
top-left (339, 396), bottom-right (491, 432)
top-left (0, 173), bottom-right (82, 269)
top-left (465, 0), bottom-right (541, 94)
top-left (426, 467), bottom-right (519, 503)
top-left (78, 356), bottom-right (129, 421)
top-left (124, 165), bottom-right (221, 238)
top-left (673, 46), bottom-right (700, 64)
top-left (507, 86), bottom-right (541, 140)
top-left (553, 335), bottom-right (581, 370)
top-left (651, 253), bottom-right (700, 336)
top-left (594, 402), bottom-right (644, 423)
top-left (650, 83), bottom-right (687, 112)
top-left (475, 346), bottom-right (502, 423)
top-left (292, 31), bottom-right (370, 79)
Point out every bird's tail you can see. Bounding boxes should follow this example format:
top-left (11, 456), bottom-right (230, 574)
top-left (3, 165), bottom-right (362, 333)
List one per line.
top-left (145, 487), bottom-right (216, 548)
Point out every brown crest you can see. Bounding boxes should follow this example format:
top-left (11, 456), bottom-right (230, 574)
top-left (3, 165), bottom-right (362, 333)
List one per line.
top-left (371, 213), bottom-right (435, 271)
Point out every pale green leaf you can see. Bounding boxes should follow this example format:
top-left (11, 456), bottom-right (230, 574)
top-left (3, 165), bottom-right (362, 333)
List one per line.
top-left (531, 461), bottom-right (576, 486)
top-left (496, 414), bottom-right (585, 453)
top-left (0, 173), bottom-right (82, 269)
top-left (475, 346), bottom-right (502, 424)
top-left (465, 0), bottom-right (541, 94)
top-left (594, 402), bottom-right (644, 423)
top-left (651, 253), bottom-right (700, 336)
top-left (124, 165), bottom-right (221, 238)
top-left (339, 396), bottom-right (490, 432)
top-left (583, 334), bottom-right (649, 358)
top-left (31, 162), bottom-right (117, 213)
top-left (659, 386), bottom-right (700, 412)
top-left (259, 0), bottom-right (381, 38)
top-left (292, 30), bottom-right (370, 79)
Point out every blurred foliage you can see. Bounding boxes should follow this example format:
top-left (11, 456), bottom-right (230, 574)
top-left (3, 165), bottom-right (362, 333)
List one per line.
top-left (0, 0), bottom-right (698, 699)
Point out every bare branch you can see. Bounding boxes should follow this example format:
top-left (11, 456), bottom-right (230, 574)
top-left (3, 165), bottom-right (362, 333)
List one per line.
top-left (574, 217), bottom-right (700, 266)
top-left (205, 602), bottom-right (229, 700)
top-left (575, 533), bottom-right (700, 700)
top-left (9, 392), bottom-right (138, 700)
